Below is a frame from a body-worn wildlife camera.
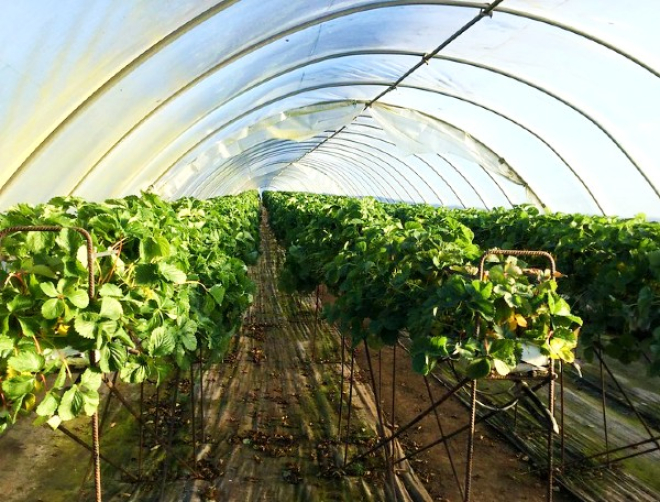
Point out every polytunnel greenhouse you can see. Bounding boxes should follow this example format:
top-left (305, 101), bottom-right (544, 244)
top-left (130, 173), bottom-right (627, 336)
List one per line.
top-left (1, 1), bottom-right (659, 501)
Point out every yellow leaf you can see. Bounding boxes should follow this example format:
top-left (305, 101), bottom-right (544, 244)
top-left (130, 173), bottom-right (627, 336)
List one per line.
top-left (507, 314), bottom-right (517, 331)
top-left (56, 324), bottom-right (70, 336)
top-left (23, 393), bottom-right (37, 411)
top-left (515, 314), bottom-right (528, 328)
top-left (560, 347), bottom-right (575, 364)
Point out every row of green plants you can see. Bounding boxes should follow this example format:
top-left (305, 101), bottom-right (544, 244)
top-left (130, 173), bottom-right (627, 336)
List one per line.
top-left (386, 203), bottom-right (660, 375)
top-left (0, 191), bottom-right (260, 434)
top-left (264, 191), bottom-right (582, 379)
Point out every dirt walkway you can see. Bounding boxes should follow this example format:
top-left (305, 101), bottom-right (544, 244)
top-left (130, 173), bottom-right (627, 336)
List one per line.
top-left (151, 213), bottom-right (431, 501)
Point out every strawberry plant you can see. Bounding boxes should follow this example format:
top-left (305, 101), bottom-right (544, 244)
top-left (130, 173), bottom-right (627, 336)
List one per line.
top-left (0, 191), bottom-right (260, 434)
top-left (387, 203), bottom-right (660, 374)
top-left (264, 192), bottom-right (581, 378)
top-left (409, 255), bottom-right (581, 378)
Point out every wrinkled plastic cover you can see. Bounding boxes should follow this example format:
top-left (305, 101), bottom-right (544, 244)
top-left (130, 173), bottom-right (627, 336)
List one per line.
top-left (0, 1), bottom-right (659, 217)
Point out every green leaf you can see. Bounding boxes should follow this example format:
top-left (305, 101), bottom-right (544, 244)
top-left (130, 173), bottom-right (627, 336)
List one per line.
top-left (81, 389), bottom-right (100, 416)
top-left (471, 280), bottom-right (493, 299)
top-left (135, 263), bottom-right (159, 284)
top-left (79, 368), bottom-right (103, 391)
top-left (98, 320), bottom-right (119, 339)
top-left (465, 357), bottom-right (493, 380)
top-left (9, 395), bottom-right (26, 420)
top-left (8, 295), bottom-right (34, 313)
top-left (36, 393), bottom-right (60, 417)
top-left (113, 328), bottom-right (136, 348)
top-left (209, 284), bottom-right (226, 306)
top-left (548, 294), bottom-right (572, 316)
top-left (98, 347), bottom-right (111, 373)
top-left (487, 266), bottom-right (506, 285)
top-left (25, 231), bottom-right (48, 253)
top-left (120, 360), bottom-right (150, 383)
top-left (0, 335), bottom-right (13, 354)
top-left (56, 228), bottom-right (80, 254)
top-left (428, 336), bottom-right (449, 357)
top-left (140, 236), bottom-right (171, 261)
top-left (99, 283), bottom-right (123, 298)
top-left (8, 351), bottom-right (45, 373)
top-left (53, 364), bottom-right (68, 390)
top-left (42, 298), bottom-right (64, 319)
top-left (74, 313), bottom-right (98, 339)
top-left (76, 245), bottom-right (89, 268)
top-left (648, 250), bottom-right (660, 269)
top-left (493, 359), bottom-right (511, 376)
top-left (153, 360), bottom-right (171, 386)
top-left (107, 341), bottom-right (128, 371)
top-left (178, 319), bottom-right (198, 351)
top-left (100, 297), bottom-right (123, 320)
top-left (158, 263), bottom-right (187, 284)
top-left (18, 317), bottom-right (40, 338)
top-left (175, 345), bottom-right (191, 370)
top-left (29, 264), bottom-right (58, 279)
top-left (77, 369), bottom-right (101, 416)
top-left (33, 414), bottom-right (51, 427)
top-left (66, 289), bottom-right (90, 309)
top-left (58, 386), bottom-right (83, 421)
top-left (488, 339), bottom-right (518, 367)
top-left (412, 353), bottom-right (435, 375)
top-left (147, 326), bottom-right (176, 357)
top-left (1, 375), bottom-right (35, 400)
top-left (40, 282), bottom-right (59, 298)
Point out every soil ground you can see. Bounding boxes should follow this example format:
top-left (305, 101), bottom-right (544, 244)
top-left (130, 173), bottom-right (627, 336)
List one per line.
top-left (352, 346), bottom-right (576, 502)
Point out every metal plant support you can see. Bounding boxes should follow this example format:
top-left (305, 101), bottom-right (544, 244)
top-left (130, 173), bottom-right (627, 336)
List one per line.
top-left (343, 348), bottom-right (356, 466)
top-left (338, 330), bottom-right (347, 437)
top-left (344, 249), bottom-right (562, 501)
top-left (468, 249), bottom-right (559, 502)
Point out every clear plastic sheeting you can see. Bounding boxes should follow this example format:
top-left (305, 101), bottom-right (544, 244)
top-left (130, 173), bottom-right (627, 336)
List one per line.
top-left (1, 1), bottom-right (659, 218)
top-left (215, 102), bottom-right (364, 158)
top-left (369, 104), bottom-right (528, 190)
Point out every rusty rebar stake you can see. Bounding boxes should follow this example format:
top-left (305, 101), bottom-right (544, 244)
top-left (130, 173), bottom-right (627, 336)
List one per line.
top-left (338, 331), bottom-right (346, 437)
top-left (190, 366), bottom-right (197, 469)
top-left (199, 348), bottom-right (206, 443)
top-left (78, 372), bottom-right (119, 501)
top-left (464, 380), bottom-right (478, 502)
top-left (599, 347), bottom-right (611, 466)
top-left (391, 344), bottom-right (397, 500)
top-left (139, 381), bottom-right (144, 478)
top-left (343, 349), bottom-right (356, 466)
top-left (547, 364), bottom-right (556, 502)
top-left (312, 285), bottom-right (321, 361)
top-left (364, 342), bottom-right (386, 439)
